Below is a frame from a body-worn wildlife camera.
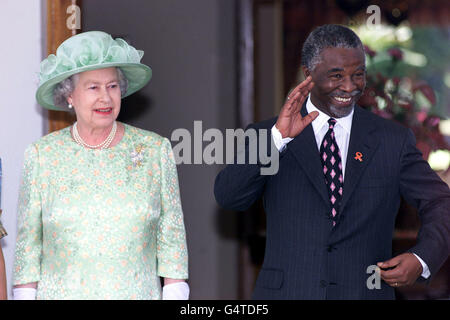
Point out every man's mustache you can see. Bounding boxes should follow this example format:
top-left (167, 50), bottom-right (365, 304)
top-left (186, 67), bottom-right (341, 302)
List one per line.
top-left (331, 90), bottom-right (362, 98)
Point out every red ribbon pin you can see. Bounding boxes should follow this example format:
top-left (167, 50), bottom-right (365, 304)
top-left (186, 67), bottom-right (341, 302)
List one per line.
top-left (354, 152), bottom-right (363, 162)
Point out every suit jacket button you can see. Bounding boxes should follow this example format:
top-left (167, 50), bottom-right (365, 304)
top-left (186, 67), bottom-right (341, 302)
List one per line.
top-left (320, 280), bottom-right (328, 288)
top-left (327, 245), bottom-right (333, 252)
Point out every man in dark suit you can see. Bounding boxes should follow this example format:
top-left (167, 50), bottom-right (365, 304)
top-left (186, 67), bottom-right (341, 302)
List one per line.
top-left (214, 24), bottom-right (450, 299)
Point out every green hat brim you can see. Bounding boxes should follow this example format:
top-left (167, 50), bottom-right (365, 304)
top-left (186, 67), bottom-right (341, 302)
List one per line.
top-left (36, 62), bottom-right (152, 111)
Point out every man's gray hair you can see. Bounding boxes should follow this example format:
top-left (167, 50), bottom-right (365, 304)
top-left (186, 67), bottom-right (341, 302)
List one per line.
top-left (53, 67), bottom-right (128, 109)
top-left (301, 24), bottom-right (364, 71)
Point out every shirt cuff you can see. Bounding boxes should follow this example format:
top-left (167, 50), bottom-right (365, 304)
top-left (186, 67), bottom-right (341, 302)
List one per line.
top-left (413, 253), bottom-right (431, 279)
top-left (271, 125), bottom-right (294, 152)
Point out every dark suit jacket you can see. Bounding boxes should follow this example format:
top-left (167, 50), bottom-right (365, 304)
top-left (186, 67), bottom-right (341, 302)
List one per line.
top-left (214, 103), bottom-right (450, 299)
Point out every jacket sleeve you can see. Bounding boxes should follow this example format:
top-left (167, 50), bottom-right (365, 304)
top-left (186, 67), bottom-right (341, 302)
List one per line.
top-left (214, 123), bottom-right (279, 211)
top-left (399, 129), bottom-right (450, 278)
top-left (13, 144), bottom-right (43, 285)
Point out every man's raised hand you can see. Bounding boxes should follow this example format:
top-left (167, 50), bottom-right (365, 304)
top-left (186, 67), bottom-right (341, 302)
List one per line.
top-left (275, 76), bottom-right (318, 138)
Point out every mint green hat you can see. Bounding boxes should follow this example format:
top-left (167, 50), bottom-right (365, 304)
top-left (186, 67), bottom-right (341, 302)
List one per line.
top-left (36, 31), bottom-right (152, 111)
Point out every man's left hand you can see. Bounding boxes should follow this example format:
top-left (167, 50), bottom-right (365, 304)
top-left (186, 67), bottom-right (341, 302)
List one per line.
top-left (377, 253), bottom-right (423, 288)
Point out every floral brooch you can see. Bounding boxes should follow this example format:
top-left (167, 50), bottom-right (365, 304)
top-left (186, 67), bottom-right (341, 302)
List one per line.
top-left (130, 144), bottom-right (145, 168)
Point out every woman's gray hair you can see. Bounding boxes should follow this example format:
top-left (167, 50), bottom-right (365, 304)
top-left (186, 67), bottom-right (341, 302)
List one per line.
top-left (53, 67), bottom-right (129, 109)
top-left (301, 24), bottom-right (365, 71)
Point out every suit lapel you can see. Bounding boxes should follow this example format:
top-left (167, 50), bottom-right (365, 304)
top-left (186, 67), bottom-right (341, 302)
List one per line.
top-left (287, 103), bottom-right (330, 208)
top-left (286, 104), bottom-right (380, 221)
top-left (339, 106), bottom-right (380, 216)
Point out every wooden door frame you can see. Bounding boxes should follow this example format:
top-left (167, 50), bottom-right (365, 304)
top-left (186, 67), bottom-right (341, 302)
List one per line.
top-left (237, 0), bottom-right (285, 300)
top-left (46, 0), bottom-right (82, 133)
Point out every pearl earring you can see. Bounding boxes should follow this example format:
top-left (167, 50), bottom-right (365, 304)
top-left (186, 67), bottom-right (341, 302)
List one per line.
top-left (68, 103), bottom-right (73, 109)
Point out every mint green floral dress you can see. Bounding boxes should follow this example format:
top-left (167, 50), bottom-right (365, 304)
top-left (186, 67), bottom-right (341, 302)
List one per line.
top-left (13, 123), bottom-right (188, 299)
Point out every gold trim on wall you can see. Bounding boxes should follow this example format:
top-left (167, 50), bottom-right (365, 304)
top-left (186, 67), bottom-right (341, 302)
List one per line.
top-left (46, 0), bottom-right (81, 133)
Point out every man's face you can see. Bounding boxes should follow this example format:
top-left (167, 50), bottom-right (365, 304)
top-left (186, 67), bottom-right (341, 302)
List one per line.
top-left (305, 47), bottom-right (366, 118)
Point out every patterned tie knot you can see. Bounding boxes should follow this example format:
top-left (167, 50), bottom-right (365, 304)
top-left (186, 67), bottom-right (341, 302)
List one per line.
top-left (328, 118), bottom-right (336, 129)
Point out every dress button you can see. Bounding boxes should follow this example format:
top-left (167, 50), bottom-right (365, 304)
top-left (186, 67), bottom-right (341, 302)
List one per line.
top-left (320, 280), bottom-right (328, 288)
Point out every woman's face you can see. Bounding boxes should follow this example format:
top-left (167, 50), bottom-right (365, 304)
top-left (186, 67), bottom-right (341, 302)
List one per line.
top-left (68, 67), bottom-right (122, 130)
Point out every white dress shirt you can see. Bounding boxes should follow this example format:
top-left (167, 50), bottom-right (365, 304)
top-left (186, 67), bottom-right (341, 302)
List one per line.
top-left (271, 96), bottom-right (430, 279)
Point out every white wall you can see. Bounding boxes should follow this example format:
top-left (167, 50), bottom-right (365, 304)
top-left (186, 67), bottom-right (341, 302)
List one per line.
top-left (0, 0), bottom-right (45, 299)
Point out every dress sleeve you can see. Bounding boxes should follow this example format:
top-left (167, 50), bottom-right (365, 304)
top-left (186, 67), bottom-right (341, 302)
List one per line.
top-left (156, 138), bottom-right (189, 279)
top-left (13, 144), bottom-right (43, 285)
top-left (0, 211), bottom-right (7, 239)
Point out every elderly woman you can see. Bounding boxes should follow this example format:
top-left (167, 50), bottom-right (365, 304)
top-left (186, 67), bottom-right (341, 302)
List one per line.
top-left (13, 31), bottom-right (189, 300)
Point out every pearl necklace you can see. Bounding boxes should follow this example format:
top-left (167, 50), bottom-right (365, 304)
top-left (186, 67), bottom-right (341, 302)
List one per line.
top-left (72, 121), bottom-right (117, 149)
